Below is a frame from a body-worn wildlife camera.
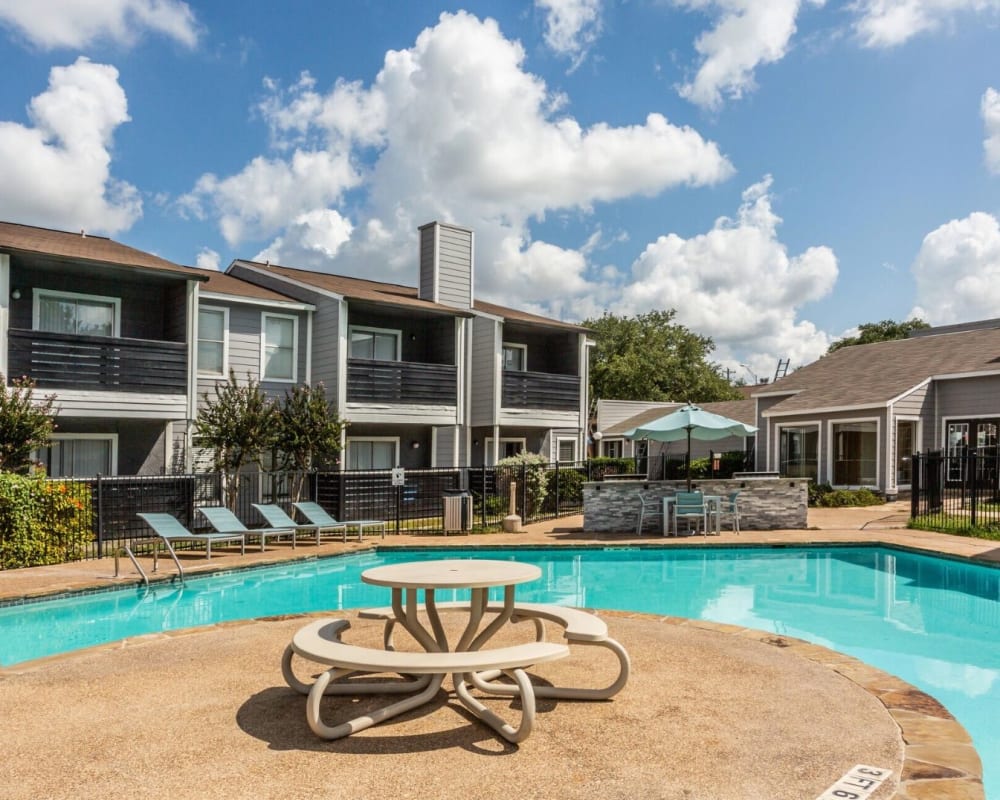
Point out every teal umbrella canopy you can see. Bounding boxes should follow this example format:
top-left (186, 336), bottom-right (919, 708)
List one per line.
top-left (624, 404), bottom-right (758, 490)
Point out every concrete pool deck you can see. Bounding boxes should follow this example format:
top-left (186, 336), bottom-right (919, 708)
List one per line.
top-left (0, 502), bottom-right (991, 799)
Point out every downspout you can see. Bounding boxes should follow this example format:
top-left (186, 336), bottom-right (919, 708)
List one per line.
top-left (185, 279), bottom-right (199, 473)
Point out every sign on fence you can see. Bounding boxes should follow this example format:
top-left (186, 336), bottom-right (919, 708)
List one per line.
top-left (390, 467), bottom-right (405, 487)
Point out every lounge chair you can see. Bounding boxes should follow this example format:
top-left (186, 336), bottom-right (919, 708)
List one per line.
top-left (252, 503), bottom-right (347, 546)
top-left (137, 512), bottom-right (246, 559)
top-left (292, 501), bottom-right (387, 540)
top-left (197, 506), bottom-right (296, 551)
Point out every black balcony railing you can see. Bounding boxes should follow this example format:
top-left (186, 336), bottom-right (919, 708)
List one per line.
top-left (346, 358), bottom-right (457, 404)
top-left (7, 329), bottom-right (187, 393)
top-left (502, 370), bottom-right (580, 411)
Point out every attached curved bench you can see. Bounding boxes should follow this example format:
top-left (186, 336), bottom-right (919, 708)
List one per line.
top-left (359, 601), bottom-right (631, 700)
top-left (283, 617), bottom-right (569, 743)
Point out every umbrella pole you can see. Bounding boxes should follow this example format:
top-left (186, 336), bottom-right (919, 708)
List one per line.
top-left (686, 428), bottom-right (692, 492)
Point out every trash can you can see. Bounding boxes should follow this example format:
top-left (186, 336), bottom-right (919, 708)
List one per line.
top-left (442, 489), bottom-right (472, 534)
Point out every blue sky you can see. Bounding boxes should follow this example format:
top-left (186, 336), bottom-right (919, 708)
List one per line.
top-left (1, 1), bottom-right (998, 381)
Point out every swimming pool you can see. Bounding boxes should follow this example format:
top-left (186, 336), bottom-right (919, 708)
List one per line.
top-left (3, 545), bottom-right (1000, 797)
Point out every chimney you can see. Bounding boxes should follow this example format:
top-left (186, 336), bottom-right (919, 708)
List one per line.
top-left (417, 221), bottom-right (473, 309)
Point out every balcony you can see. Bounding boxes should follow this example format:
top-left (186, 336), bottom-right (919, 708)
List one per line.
top-left (7, 329), bottom-right (187, 394)
top-left (502, 370), bottom-right (580, 411)
top-left (347, 358), bottom-right (457, 405)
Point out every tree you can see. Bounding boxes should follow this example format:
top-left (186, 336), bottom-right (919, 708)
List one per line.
top-left (195, 372), bottom-right (277, 510)
top-left (584, 310), bottom-right (740, 403)
top-left (827, 318), bottom-right (930, 354)
top-left (274, 383), bottom-right (345, 500)
top-left (0, 376), bottom-right (57, 474)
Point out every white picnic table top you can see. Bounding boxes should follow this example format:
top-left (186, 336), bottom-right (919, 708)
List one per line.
top-left (361, 558), bottom-right (541, 590)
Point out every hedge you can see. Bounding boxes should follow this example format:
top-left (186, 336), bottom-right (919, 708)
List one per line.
top-left (0, 473), bottom-right (94, 569)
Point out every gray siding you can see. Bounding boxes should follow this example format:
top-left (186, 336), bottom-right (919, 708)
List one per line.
top-left (196, 302), bottom-right (310, 406)
top-left (418, 222), bottom-right (472, 309)
top-left (934, 375), bottom-right (1000, 417)
top-left (893, 381), bottom-right (934, 452)
top-left (435, 425), bottom-right (457, 467)
top-left (470, 316), bottom-right (498, 426)
top-left (501, 326), bottom-right (578, 375)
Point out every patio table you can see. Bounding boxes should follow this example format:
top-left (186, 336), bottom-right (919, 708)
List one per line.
top-left (361, 558), bottom-right (542, 653)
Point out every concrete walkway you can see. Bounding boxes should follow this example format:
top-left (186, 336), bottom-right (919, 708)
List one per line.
top-left (0, 502), bottom-right (992, 799)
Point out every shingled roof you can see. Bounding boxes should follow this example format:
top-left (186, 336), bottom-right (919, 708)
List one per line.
top-left (603, 399), bottom-right (756, 436)
top-left (195, 268), bottom-right (306, 305)
top-left (231, 259), bottom-right (587, 330)
top-left (756, 326), bottom-right (1000, 416)
top-left (0, 220), bottom-right (201, 279)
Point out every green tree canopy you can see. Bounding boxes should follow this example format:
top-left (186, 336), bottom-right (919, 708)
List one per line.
top-left (826, 318), bottom-right (931, 354)
top-left (0, 376), bottom-right (57, 474)
top-left (583, 310), bottom-right (740, 403)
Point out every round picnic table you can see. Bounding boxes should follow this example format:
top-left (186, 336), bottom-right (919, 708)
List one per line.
top-left (362, 558), bottom-right (541, 653)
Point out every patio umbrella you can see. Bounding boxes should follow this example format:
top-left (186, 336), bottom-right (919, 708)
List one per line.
top-left (623, 403), bottom-right (758, 491)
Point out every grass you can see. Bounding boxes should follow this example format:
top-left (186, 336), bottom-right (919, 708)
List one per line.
top-left (908, 514), bottom-right (1000, 541)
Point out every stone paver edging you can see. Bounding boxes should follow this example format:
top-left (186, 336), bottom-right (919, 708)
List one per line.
top-left (636, 614), bottom-right (984, 800)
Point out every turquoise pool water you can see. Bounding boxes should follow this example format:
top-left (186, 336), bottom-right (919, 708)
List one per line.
top-left (3, 545), bottom-right (1000, 797)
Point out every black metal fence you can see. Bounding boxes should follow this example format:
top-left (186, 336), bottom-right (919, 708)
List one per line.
top-left (911, 450), bottom-right (1000, 531)
top-left (32, 459), bottom-right (634, 561)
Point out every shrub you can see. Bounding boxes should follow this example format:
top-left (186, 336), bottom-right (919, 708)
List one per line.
top-left (588, 457), bottom-right (635, 478)
top-left (496, 452), bottom-right (549, 517)
top-left (810, 485), bottom-right (885, 508)
top-left (0, 473), bottom-right (93, 568)
top-left (688, 451), bottom-right (748, 479)
top-left (545, 468), bottom-right (585, 510)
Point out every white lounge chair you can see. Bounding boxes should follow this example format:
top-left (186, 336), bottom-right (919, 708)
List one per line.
top-left (197, 506), bottom-right (296, 551)
top-left (252, 503), bottom-right (347, 545)
top-left (292, 501), bottom-right (386, 540)
top-left (137, 512), bottom-right (245, 559)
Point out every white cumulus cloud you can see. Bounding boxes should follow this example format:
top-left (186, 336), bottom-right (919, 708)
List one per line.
top-left (535, 0), bottom-right (603, 65)
top-left (254, 208), bottom-right (354, 269)
top-left (676, 0), bottom-right (823, 110)
top-left (0, 57), bottom-right (141, 234)
top-left (983, 87), bottom-right (1000, 175)
top-left (616, 176), bottom-right (837, 378)
top-left (852, 0), bottom-right (1000, 48)
top-left (0, 0), bottom-right (199, 50)
top-left (910, 212), bottom-right (1000, 324)
top-left (195, 247), bottom-right (220, 270)
top-left (186, 10), bottom-right (733, 308)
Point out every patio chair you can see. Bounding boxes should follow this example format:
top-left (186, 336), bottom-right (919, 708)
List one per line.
top-left (672, 491), bottom-right (708, 537)
top-left (197, 506), bottom-right (296, 552)
top-left (636, 494), bottom-right (665, 535)
top-left (716, 491), bottom-right (741, 534)
top-left (137, 512), bottom-right (246, 559)
top-left (292, 501), bottom-right (387, 540)
top-left (252, 503), bottom-right (347, 546)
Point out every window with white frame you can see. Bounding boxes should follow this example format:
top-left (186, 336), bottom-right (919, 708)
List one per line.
top-left (261, 313), bottom-right (297, 381)
top-left (603, 438), bottom-right (623, 458)
top-left (832, 421), bottom-right (877, 486)
top-left (197, 306), bottom-right (228, 376)
top-left (502, 343), bottom-right (527, 371)
top-left (38, 435), bottom-right (117, 477)
top-left (349, 326), bottom-right (400, 361)
top-left (485, 437), bottom-right (526, 466)
top-left (557, 438), bottom-right (577, 464)
top-left (34, 289), bottom-right (120, 337)
top-left (346, 438), bottom-right (398, 470)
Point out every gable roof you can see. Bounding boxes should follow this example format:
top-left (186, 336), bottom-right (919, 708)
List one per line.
top-left (0, 220), bottom-right (201, 280)
top-left (231, 259), bottom-right (586, 331)
top-left (603, 399), bottom-right (756, 436)
top-left (195, 268), bottom-right (308, 306)
top-left (758, 326), bottom-right (1000, 416)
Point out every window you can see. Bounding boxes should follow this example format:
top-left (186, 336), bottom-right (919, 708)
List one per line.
top-left (832, 421), bottom-right (877, 486)
top-left (38, 435), bottom-right (117, 477)
top-left (557, 438), bottom-right (577, 464)
top-left (603, 439), bottom-right (623, 459)
top-left (261, 313), bottom-right (297, 382)
top-left (197, 307), bottom-right (228, 376)
top-left (346, 439), bottom-right (398, 470)
top-left (779, 425), bottom-right (818, 481)
top-left (350, 326), bottom-right (400, 361)
top-left (896, 420), bottom-right (916, 486)
top-left (502, 343), bottom-right (527, 371)
top-left (34, 290), bottom-right (120, 337)
top-left (485, 437), bottom-right (526, 466)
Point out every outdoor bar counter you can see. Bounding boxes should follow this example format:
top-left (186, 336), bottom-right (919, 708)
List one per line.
top-left (583, 476), bottom-right (809, 534)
